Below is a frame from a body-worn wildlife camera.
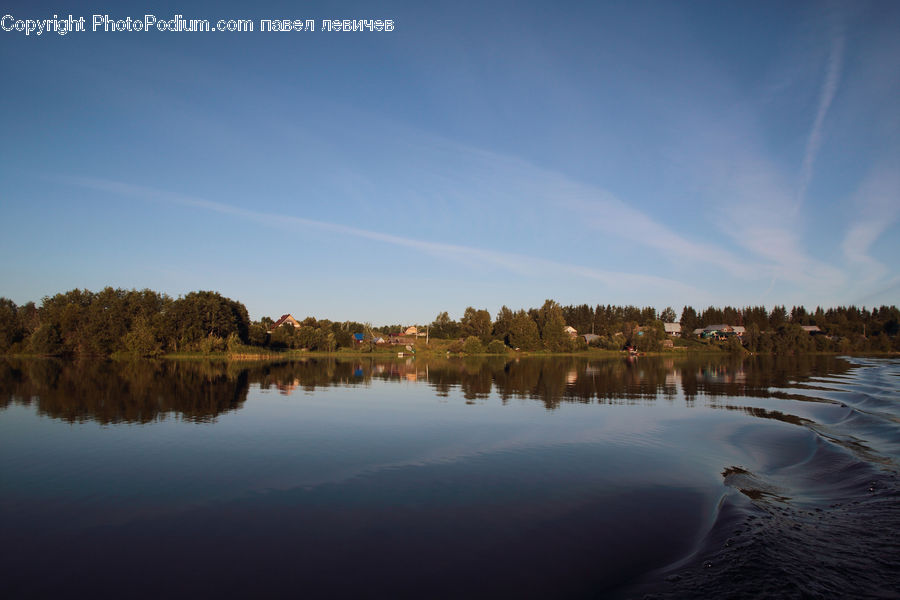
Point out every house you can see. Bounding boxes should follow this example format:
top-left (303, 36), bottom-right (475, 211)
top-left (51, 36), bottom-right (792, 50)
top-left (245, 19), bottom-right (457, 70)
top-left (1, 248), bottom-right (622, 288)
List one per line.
top-left (268, 314), bottom-right (301, 333)
top-left (801, 325), bottom-right (823, 335)
top-left (352, 333), bottom-right (365, 344)
top-left (732, 326), bottom-right (745, 337)
top-left (692, 328), bottom-right (705, 337)
top-left (404, 326), bottom-right (418, 336)
top-left (664, 322), bottom-right (682, 336)
top-left (388, 333), bottom-right (416, 345)
top-left (582, 333), bottom-right (600, 345)
top-left (564, 326), bottom-right (578, 338)
top-left (701, 324), bottom-right (734, 340)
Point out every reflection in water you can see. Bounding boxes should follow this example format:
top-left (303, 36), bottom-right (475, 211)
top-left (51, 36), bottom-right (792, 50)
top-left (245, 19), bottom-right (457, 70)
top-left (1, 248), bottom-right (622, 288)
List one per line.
top-left (1, 355), bottom-right (897, 598)
top-left (0, 354), bottom-right (852, 423)
top-left (0, 359), bottom-right (249, 423)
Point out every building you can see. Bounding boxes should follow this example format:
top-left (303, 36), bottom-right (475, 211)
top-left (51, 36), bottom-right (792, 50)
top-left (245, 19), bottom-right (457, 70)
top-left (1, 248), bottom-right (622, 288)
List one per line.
top-left (582, 333), bottom-right (600, 345)
top-left (700, 324), bottom-right (734, 340)
top-left (564, 326), bottom-right (578, 338)
top-left (801, 325), bottom-right (823, 334)
top-left (268, 314), bottom-right (301, 333)
top-left (664, 322), bottom-right (682, 336)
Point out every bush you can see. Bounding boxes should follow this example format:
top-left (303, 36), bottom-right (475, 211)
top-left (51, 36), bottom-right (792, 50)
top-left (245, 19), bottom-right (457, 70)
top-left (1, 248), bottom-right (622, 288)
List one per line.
top-left (486, 339), bottom-right (507, 354)
top-left (462, 336), bottom-right (484, 354)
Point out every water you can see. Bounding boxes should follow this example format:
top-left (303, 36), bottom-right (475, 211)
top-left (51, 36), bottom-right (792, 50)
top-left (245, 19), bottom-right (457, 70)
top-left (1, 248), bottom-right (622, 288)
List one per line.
top-left (0, 355), bottom-right (897, 598)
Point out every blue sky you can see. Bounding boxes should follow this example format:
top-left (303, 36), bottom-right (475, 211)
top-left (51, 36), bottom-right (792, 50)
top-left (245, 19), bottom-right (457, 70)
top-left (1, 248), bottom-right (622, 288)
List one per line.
top-left (1, 0), bottom-right (898, 324)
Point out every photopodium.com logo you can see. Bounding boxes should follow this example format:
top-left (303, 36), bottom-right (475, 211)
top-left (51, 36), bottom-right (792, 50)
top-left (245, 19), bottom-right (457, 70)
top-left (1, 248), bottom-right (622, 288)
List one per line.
top-left (1, 14), bottom-right (395, 36)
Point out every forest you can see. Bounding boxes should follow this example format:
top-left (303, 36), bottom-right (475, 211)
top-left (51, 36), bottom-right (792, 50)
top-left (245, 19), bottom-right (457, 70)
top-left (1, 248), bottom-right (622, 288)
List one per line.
top-left (0, 287), bottom-right (898, 356)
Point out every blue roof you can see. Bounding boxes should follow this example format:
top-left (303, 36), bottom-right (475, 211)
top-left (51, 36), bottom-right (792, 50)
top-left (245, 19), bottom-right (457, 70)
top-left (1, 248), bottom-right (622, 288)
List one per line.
top-left (353, 333), bottom-right (364, 341)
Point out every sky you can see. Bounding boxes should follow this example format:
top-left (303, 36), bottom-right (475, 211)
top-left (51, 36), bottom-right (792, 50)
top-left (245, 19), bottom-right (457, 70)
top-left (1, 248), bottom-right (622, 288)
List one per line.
top-left (1, 0), bottom-right (898, 324)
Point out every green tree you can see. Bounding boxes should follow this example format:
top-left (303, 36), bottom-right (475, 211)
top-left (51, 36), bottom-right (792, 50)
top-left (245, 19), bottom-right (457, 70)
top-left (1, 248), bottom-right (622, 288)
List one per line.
top-left (430, 311), bottom-right (458, 339)
top-left (492, 306), bottom-right (515, 344)
top-left (460, 307), bottom-right (492, 343)
top-left (29, 323), bottom-right (63, 355)
top-left (122, 315), bottom-right (161, 356)
top-left (660, 307), bottom-right (677, 323)
top-left (486, 339), bottom-right (507, 354)
top-left (0, 298), bottom-right (24, 352)
top-left (508, 310), bottom-right (540, 350)
top-left (680, 306), bottom-right (699, 337)
top-left (462, 336), bottom-right (484, 354)
top-left (541, 310), bottom-right (570, 352)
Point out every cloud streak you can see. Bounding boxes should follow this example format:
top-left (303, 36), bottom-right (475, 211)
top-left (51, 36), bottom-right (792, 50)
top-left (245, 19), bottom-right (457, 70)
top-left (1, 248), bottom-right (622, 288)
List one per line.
top-left (796, 18), bottom-right (844, 212)
top-left (66, 176), bottom-right (704, 300)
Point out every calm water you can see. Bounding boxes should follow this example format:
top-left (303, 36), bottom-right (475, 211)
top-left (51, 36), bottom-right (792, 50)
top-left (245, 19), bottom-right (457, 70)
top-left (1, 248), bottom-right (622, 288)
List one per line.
top-left (1, 355), bottom-right (898, 598)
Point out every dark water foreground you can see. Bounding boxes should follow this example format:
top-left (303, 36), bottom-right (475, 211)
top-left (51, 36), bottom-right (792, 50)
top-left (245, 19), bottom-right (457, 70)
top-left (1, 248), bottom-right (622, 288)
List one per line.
top-left (0, 355), bottom-right (897, 598)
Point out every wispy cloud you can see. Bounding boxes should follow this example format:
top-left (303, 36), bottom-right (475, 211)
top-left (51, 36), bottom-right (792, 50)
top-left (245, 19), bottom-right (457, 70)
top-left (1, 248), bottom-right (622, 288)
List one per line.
top-left (796, 13), bottom-right (845, 212)
top-left (66, 176), bottom-right (704, 299)
top-left (842, 165), bottom-right (900, 286)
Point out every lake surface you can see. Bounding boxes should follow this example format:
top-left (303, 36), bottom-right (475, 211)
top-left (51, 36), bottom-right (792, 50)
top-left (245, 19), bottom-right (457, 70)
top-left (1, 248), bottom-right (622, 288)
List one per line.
top-left (1, 355), bottom-right (898, 598)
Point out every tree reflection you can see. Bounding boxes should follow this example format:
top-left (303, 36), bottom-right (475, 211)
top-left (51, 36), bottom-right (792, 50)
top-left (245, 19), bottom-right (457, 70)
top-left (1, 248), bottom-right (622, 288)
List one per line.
top-left (0, 354), bottom-right (852, 423)
top-left (0, 359), bottom-right (249, 424)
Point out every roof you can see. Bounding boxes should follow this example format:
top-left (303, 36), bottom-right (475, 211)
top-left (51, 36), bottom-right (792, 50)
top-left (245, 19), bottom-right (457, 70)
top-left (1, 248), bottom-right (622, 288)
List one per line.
top-left (271, 314), bottom-right (299, 329)
top-left (664, 322), bottom-right (681, 333)
top-left (582, 333), bottom-right (600, 342)
top-left (801, 325), bottom-right (822, 332)
top-left (732, 326), bottom-right (746, 333)
top-left (353, 333), bottom-right (365, 341)
top-left (704, 324), bottom-right (733, 332)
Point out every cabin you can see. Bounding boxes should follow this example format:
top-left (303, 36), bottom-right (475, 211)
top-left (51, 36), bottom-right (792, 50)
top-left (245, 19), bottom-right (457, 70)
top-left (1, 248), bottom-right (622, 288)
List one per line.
top-left (268, 314), bottom-right (301, 333)
top-left (801, 325), bottom-right (823, 335)
top-left (582, 333), bottom-right (600, 345)
top-left (564, 326), bottom-right (578, 338)
top-left (700, 324), bottom-right (734, 340)
top-left (352, 333), bottom-right (365, 344)
top-left (389, 333), bottom-right (416, 345)
top-left (664, 322), bottom-right (682, 336)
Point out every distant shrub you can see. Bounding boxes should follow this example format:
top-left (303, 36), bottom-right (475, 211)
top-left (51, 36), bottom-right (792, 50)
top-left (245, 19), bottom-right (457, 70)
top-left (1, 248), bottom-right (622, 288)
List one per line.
top-left (462, 336), bottom-right (484, 354)
top-left (486, 339), bottom-right (507, 354)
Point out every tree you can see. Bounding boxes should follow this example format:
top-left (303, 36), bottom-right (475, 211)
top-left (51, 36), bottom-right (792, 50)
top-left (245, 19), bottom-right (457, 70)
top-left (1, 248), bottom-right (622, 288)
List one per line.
top-left (492, 306), bottom-right (515, 344)
top-left (29, 323), bottom-right (63, 355)
top-left (0, 298), bottom-right (24, 352)
top-left (769, 305), bottom-right (788, 329)
top-left (462, 336), bottom-right (484, 354)
top-left (460, 307), bottom-right (492, 343)
top-left (486, 339), bottom-right (507, 354)
top-left (680, 306), bottom-right (698, 337)
top-left (122, 315), bottom-right (161, 356)
top-left (541, 309), bottom-right (570, 352)
top-left (660, 307), bottom-right (677, 323)
top-left (430, 311), bottom-right (458, 339)
top-left (508, 310), bottom-right (540, 350)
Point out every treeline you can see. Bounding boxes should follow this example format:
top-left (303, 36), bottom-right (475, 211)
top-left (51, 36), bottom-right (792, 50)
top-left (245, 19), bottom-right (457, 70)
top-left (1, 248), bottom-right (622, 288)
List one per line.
top-left (0, 288), bottom-right (898, 356)
top-left (0, 288), bottom-right (384, 356)
top-left (429, 301), bottom-right (900, 353)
